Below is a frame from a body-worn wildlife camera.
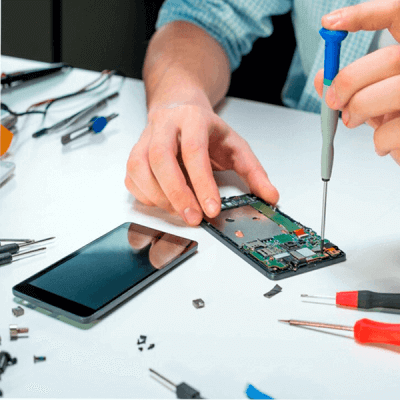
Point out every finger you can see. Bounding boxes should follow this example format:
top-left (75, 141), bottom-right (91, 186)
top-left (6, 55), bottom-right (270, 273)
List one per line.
top-left (227, 134), bottom-right (280, 205)
top-left (314, 69), bottom-right (324, 98)
top-left (390, 149), bottom-right (400, 166)
top-left (148, 129), bottom-right (203, 226)
top-left (181, 117), bottom-right (222, 218)
top-left (126, 137), bottom-right (176, 214)
top-left (324, 45), bottom-right (400, 110)
top-left (342, 75), bottom-right (400, 128)
top-left (322, 0), bottom-right (400, 41)
top-left (373, 116), bottom-right (400, 156)
top-left (124, 174), bottom-right (154, 206)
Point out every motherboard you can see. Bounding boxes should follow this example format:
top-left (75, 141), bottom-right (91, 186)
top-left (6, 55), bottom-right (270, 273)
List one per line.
top-left (202, 194), bottom-right (346, 280)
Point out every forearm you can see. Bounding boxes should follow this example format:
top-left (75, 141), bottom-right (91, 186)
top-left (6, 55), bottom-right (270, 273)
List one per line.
top-left (143, 21), bottom-right (231, 115)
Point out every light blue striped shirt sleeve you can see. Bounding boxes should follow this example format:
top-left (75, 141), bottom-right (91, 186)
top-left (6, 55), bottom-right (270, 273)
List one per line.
top-left (156, 0), bottom-right (292, 71)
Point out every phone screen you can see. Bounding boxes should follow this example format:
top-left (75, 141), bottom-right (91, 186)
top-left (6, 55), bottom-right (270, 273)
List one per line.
top-left (27, 223), bottom-right (195, 310)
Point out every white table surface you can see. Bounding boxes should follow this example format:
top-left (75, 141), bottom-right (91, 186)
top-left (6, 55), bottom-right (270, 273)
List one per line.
top-left (1, 55), bottom-right (400, 399)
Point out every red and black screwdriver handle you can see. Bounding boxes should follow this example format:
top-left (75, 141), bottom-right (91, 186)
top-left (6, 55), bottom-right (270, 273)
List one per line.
top-left (337, 291), bottom-right (400, 310)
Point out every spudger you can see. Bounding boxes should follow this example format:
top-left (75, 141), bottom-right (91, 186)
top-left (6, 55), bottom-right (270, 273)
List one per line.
top-left (279, 318), bottom-right (400, 346)
top-left (0, 247), bottom-right (46, 267)
top-left (149, 368), bottom-right (204, 399)
top-left (0, 237), bottom-right (54, 255)
top-left (319, 28), bottom-right (348, 252)
top-left (301, 291), bottom-right (400, 310)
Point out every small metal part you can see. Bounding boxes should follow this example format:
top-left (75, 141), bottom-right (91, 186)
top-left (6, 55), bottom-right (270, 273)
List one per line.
top-left (9, 324), bottom-right (29, 340)
top-left (274, 252), bottom-right (290, 260)
top-left (33, 356), bottom-right (46, 363)
top-left (0, 238), bottom-right (32, 243)
top-left (192, 299), bottom-right (205, 309)
top-left (289, 250), bottom-right (306, 260)
top-left (279, 319), bottom-right (353, 331)
top-left (138, 347), bottom-right (143, 351)
top-left (301, 294), bottom-right (335, 299)
top-left (148, 344), bottom-right (155, 350)
top-left (296, 248), bottom-right (315, 258)
top-left (321, 181), bottom-right (328, 252)
top-left (12, 306), bottom-right (24, 317)
top-left (264, 284), bottom-right (282, 298)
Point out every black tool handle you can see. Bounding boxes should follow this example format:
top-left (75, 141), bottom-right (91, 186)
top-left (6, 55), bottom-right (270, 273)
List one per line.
top-left (177, 383), bottom-right (203, 399)
top-left (0, 243), bottom-right (19, 255)
top-left (358, 291), bottom-right (400, 310)
top-left (0, 253), bottom-right (12, 266)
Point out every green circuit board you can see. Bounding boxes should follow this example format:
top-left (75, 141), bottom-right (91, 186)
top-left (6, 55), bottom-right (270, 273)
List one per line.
top-left (202, 194), bottom-right (345, 279)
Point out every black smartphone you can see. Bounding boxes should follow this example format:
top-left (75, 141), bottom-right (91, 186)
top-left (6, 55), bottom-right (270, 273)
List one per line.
top-left (202, 194), bottom-right (345, 280)
top-left (13, 222), bottom-right (198, 324)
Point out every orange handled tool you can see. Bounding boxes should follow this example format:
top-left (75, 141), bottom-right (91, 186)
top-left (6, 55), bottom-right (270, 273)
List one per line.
top-left (0, 124), bottom-right (13, 156)
top-left (279, 318), bottom-right (400, 346)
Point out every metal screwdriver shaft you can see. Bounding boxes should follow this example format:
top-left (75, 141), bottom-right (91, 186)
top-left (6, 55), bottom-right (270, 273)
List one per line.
top-left (319, 28), bottom-right (348, 253)
top-left (0, 237), bottom-right (55, 255)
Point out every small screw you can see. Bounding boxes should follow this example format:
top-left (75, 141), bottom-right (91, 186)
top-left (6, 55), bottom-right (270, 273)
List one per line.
top-left (34, 356), bottom-right (46, 363)
top-left (138, 347), bottom-right (143, 351)
top-left (148, 344), bottom-right (155, 350)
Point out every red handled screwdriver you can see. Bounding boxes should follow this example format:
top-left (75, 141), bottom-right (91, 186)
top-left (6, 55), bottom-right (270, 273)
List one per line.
top-left (301, 291), bottom-right (400, 310)
top-left (279, 318), bottom-right (400, 346)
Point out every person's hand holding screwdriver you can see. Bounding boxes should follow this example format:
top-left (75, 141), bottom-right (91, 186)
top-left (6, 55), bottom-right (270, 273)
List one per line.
top-left (315, 0), bottom-right (400, 164)
top-left (125, 22), bottom-right (279, 226)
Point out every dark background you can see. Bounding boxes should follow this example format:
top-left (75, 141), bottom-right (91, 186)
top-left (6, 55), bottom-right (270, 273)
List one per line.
top-left (1, 0), bottom-right (295, 106)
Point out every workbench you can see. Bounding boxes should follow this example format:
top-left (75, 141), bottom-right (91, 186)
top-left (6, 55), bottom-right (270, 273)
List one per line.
top-left (1, 56), bottom-right (400, 399)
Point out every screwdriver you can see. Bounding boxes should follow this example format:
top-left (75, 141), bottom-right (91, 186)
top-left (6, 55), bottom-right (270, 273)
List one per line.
top-left (301, 291), bottom-right (400, 311)
top-left (279, 318), bottom-right (400, 346)
top-left (319, 28), bottom-right (348, 252)
top-left (61, 113), bottom-right (119, 145)
top-left (0, 247), bottom-right (46, 267)
top-left (0, 237), bottom-right (55, 255)
top-left (149, 368), bottom-right (204, 399)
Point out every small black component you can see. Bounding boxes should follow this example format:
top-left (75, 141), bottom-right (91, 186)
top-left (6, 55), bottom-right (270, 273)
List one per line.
top-left (148, 344), bottom-right (155, 350)
top-left (137, 335), bottom-right (147, 345)
top-left (192, 299), bottom-right (205, 309)
top-left (283, 242), bottom-right (298, 250)
top-left (176, 382), bottom-right (202, 399)
top-left (264, 284), bottom-right (282, 298)
top-left (323, 241), bottom-right (336, 249)
top-left (138, 347), bottom-right (143, 351)
top-left (282, 256), bottom-right (295, 264)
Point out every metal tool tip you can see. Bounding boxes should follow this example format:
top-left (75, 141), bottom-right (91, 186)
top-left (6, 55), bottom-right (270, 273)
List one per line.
top-left (278, 319), bottom-right (290, 324)
top-left (300, 294), bottom-right (308, 297)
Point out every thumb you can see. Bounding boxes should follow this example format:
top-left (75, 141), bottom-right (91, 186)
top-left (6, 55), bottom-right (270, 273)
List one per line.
top-left (322, 0), bottom-right (400, 41)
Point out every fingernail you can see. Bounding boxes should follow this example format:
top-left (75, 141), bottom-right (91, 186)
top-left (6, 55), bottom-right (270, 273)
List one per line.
top-left (326, 84), bottom-right (337, 108)
top-left (184, 207), bottom-right (202, 225)
top-left (205, 198), bottom-right (219, 216)
top-left (324, 12), bottom-right (340, 26)
top-left (342, 109), bottom-right (350, 126)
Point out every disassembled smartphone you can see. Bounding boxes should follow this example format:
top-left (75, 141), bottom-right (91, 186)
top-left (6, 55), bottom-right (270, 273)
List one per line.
top-left (13, 222), bottom-right (198, 324)
top-left (202, 194), bottom-right (345, 280)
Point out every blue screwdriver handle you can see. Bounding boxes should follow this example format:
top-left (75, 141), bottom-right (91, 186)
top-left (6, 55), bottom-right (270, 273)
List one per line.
top-left (319, 28), bottom-right (348, 84)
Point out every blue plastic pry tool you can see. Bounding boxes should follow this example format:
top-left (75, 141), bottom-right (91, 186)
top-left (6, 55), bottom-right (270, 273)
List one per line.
top-left (245, 384), bottom-right (274, 399)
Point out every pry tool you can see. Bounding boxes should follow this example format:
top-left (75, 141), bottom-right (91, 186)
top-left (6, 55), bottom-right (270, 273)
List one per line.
top-left (319, 28), bottom-right (348, 252)
top-left (302, 291), bottom-right (400, 311)
top-left (0, 247), bottom-right (46, 267)
top-left (61, 113), bottom-right (119, 145)
top-left (0, 237), bottom-right (54, 255)
top-left (279, 318), bottom-right (400, 346)
top-left (149, 368), bottom-right (204, 399)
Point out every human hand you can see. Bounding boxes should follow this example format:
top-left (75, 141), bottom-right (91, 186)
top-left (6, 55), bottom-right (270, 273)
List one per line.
top-left (314, 0), bottom-right (400, 164)
top-left (125, 104), bottom-right (279, 226)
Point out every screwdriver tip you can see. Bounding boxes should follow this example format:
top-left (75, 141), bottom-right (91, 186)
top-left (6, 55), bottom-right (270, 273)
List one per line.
top-left (300, 294), bottom-right (308, 297)
top-left (278, 319), bottom-right (290, 324)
